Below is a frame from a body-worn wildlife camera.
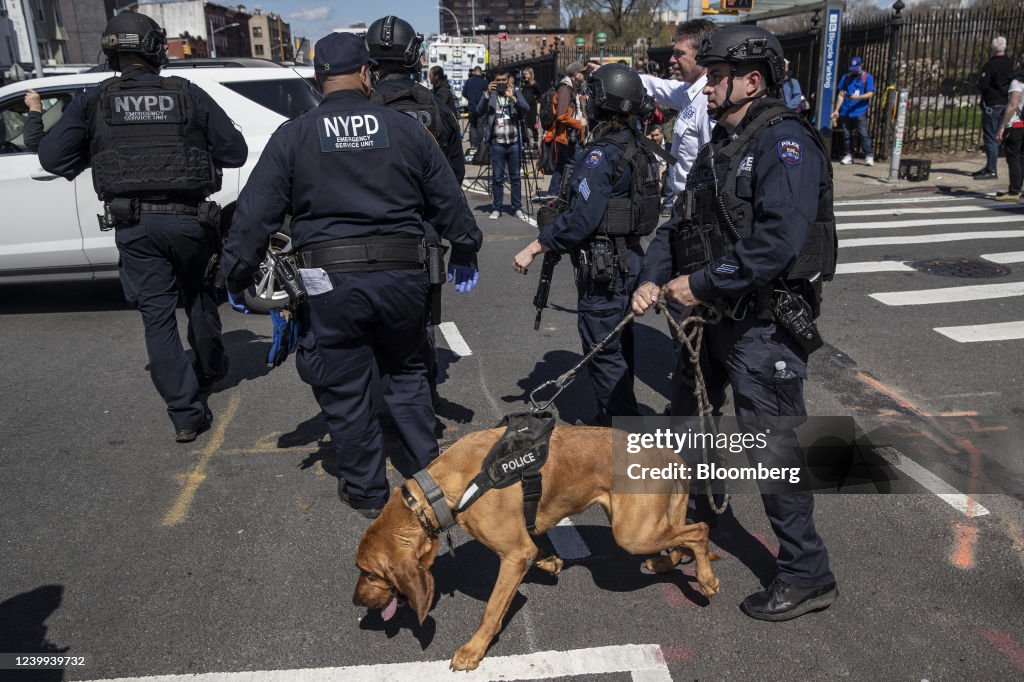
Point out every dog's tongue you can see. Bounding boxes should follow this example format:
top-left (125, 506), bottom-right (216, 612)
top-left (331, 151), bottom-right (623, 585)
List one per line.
top-left (380, 596), bottom-right (399, 622)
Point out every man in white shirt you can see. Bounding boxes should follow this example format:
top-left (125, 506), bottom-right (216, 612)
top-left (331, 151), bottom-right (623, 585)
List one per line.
top-left (639, 19), bottom-right (717, 212)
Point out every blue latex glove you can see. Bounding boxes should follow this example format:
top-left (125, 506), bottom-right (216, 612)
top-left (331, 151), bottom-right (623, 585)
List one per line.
top-left (447, 262), bottom-right (480, 294)
top-left (227, 288), bottom-right (250, 314)
top-left (267, 309), bottom-right (300, 368)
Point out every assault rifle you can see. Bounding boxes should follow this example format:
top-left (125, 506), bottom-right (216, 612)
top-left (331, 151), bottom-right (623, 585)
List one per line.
top-left (532, 164), bottom-right (575, 330)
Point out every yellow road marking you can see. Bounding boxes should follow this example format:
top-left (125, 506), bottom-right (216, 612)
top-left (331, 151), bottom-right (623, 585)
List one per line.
top-left (161, 393), bottom-right (242, 527)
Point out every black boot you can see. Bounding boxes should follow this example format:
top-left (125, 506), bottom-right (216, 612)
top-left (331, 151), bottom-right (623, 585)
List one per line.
top-left (740, 577), bottom-right (838, 621)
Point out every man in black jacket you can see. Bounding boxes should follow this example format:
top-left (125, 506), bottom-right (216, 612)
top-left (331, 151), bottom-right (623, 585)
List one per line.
top-left (975, 36), bottom-right (1013, 179)
top-left (462, 66), bottom-right (487, 150)
top-left (429, 65), bottom-right (459, 118)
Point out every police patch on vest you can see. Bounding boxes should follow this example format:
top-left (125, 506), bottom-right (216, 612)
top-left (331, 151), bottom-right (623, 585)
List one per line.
top-left (106, 91), bottom-right (184, 124)
top-left (714, 262), bottom-right (739, 275)
top-left (777, 139), bottom-right (802, 165)
top-left (578, 177), bottom-right (592, 201)
top-left (585, 148), bottom-right (605, 168)
top-left (318, 113), bottom-right (390, 152)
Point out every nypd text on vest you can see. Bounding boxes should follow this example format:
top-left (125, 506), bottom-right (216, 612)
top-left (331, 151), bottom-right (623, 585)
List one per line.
top-left (111, 94), bottom-right (179, 122)
top-left (318, 112), bottom-right (390, 152)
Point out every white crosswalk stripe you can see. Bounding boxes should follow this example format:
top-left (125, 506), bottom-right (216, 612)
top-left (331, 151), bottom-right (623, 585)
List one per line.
top-left (837, 195), bottom-right (1024, 344)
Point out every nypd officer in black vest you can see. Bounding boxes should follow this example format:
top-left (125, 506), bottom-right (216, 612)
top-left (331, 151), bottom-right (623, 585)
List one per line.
top-left (632, 26), bottom-right (839, 620)
top-left (515, 64), bottom-right (664, 424)
top-left (366, 15), bottom-right (465, 184)
top-left (38, 12), bottom-right (247, 443)
top-left (366, 15), bottom-right (465, 407)
top-left (220, 33), bottom-right (482, 519)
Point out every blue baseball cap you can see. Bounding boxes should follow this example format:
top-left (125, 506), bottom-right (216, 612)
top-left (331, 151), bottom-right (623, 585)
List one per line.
top-left (850, 56), bottom-right (863, 68)
top-left (314, 32), bottom-right (377, 74)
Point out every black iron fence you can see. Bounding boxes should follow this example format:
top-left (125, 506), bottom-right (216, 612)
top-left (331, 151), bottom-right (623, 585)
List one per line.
top-left (493, 3), bottom-right (1023, 157)
top-left (780, 1), bottom-right (1024, 157)
top-left (494, 44), bottom-right (652, 92)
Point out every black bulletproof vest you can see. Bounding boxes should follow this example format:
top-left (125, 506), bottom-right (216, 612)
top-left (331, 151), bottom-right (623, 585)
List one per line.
top-left (89, 75), bottom-right (218, 201)
top-left (599, 130), bottom-right (662, 238)
top-left (370, 83), bottom-right (444, 143)
top-left (673, 102), bottom-right (837, 282)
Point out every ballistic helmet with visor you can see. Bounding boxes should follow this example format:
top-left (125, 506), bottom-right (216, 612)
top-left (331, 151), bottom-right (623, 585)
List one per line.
top-left (585, 63), bottom-right (651, 119)
top-left (100, 12), bottom-right (168, 69)
top-left (366, 16), bottom-right (424, 69)
top-left (696, 25), bottom-right (786, 87)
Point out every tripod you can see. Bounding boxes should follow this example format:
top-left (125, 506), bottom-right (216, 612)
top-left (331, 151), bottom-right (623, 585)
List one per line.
top-left (518, 118), bottom-right (541, 219)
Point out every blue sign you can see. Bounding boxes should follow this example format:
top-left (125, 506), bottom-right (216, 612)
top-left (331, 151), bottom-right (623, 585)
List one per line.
top-left (816, 5), bottom-right (843, 132)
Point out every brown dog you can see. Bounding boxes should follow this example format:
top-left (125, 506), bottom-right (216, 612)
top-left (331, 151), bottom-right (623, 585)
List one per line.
top-left (353, 425), bottom-right (720, 671)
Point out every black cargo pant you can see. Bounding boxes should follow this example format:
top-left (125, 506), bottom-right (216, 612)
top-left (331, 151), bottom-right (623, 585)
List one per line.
top-left (115, 214), bottom-right (225, 431)
top-left (294, 269), bottom-right (437, 510)
top-left (575, 246), bottom-right (642, 423)
top-left (672, 313), bottom-right (834, 588)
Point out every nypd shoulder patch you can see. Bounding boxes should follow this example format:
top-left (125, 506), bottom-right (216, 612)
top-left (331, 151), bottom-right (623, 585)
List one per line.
top-left (681, 104), bottom-right (696, 120)
top-left (578, 177), bottom-right (592, 201)
top-left (585, 148), bottom-right (605, 168)
top-left (777, 139), bottom-right (802, 166)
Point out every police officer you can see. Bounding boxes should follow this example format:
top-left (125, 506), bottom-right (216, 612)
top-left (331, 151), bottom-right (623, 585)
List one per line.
top-left (632, 26), bottom-right (838, 620)
top-left (38, 12), bottom-right (247, 443)
top-left (220, 33), bottom-right (482, 519)
top-left (366, 15), bottom-right (465, 183)
top-left (515, 64), bottom-right (663, 424)
top-left (366, 15), bottom-right (464, 407)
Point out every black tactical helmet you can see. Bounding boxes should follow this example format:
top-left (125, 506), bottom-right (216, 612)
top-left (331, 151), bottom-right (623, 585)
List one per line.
top-left (585, 63), bottom-right (651, 119)
top-left (696, 25), bottom-right (786, 87)
top-left (366, 16), bottom-right (424, 69)
top-left (100, 12), bottom-right (168, 70)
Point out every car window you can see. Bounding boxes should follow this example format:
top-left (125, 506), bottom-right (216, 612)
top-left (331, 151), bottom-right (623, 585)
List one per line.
top-left (0, 92), bottom-right (74, 154)
top-left (221, 78), bottom-right (321, 119)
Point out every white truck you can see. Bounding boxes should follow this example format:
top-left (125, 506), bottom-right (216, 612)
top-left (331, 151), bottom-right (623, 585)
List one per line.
top-left (423, 35), bottom-right (487, 111)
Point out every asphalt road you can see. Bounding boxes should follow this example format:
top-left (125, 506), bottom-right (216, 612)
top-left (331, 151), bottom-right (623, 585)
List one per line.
top-left (1, 187), bottom-right (1023, 681)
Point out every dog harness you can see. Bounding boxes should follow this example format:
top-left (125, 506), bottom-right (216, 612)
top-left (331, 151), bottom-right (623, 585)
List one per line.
top-left (457, 411), bottom-right (556, 534)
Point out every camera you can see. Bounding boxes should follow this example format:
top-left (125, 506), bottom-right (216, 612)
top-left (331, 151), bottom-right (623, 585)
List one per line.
top-left (496, 82), bottom-right (508, 95)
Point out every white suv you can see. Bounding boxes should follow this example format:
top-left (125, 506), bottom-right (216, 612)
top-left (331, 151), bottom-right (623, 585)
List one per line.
top-left (0, 64), bottom-right (318, 309)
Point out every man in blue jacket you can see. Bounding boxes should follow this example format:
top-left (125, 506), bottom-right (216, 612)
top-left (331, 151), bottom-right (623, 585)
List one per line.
top-left (830, 56), bottom-right (875, 166)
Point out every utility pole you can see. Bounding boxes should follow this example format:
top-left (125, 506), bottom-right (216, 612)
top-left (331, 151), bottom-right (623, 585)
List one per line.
top-left (19, 0), bottom-right (43, 76)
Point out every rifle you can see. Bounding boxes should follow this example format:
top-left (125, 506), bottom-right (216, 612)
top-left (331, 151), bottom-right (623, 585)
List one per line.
top-left (532, 163), bottom-right (575, 330)
top-left (533, 249), bottom-right (562, 330)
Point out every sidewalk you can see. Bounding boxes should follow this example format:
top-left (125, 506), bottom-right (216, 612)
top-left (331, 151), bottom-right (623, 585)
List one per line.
top-left (830, 151), bottom-right (1010, 200)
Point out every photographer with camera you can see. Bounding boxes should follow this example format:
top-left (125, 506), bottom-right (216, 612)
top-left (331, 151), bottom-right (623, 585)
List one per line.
top-left (477, 69), bottom-right (530, 220)
top-left (514, 64), bottom-right (667, 425)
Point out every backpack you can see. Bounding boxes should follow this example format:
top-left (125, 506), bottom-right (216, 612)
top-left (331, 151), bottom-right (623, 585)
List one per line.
top-left (538, 85), bottom-right (557, 131)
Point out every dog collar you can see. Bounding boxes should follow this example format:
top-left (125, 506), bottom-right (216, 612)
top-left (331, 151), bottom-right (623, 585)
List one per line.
top-left (402, 470), bottom-right (458, 537)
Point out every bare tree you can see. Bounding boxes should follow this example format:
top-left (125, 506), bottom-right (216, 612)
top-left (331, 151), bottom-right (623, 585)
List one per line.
top-left (563, 0), bottom-right (668, 42)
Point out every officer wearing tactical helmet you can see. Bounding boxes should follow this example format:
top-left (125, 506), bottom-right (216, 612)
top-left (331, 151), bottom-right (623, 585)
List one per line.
top-left (366, 15), bottom-right (465, 183)
top-left (632, 25), bottom-right (839, 620)
top-left (515, 63), bottom-right (667, 424)
top-left (366, 15), bottom-right (465, 410)
top-left (221, 32), bottom-right (481, 520)
top-left (38, 12), bottom-right (247, 443)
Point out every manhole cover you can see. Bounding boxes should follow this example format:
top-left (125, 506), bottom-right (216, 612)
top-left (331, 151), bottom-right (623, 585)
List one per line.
top-left (909, 258), bottom-right (1010, 278)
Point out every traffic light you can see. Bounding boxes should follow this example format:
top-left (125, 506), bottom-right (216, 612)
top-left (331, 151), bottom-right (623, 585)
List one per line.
top-left (721, 0), bottom-right (755, 10)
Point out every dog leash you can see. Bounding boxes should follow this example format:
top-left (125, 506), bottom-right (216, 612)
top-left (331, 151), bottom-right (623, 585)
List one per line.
top-left (655, 294), bottom-right (731, 516)
top-left (529, 311), bottom-right (636, 412)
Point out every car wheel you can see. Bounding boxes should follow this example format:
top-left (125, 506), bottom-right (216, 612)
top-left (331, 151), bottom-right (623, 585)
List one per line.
top-left (244, 231), bottom-right (293, 314)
